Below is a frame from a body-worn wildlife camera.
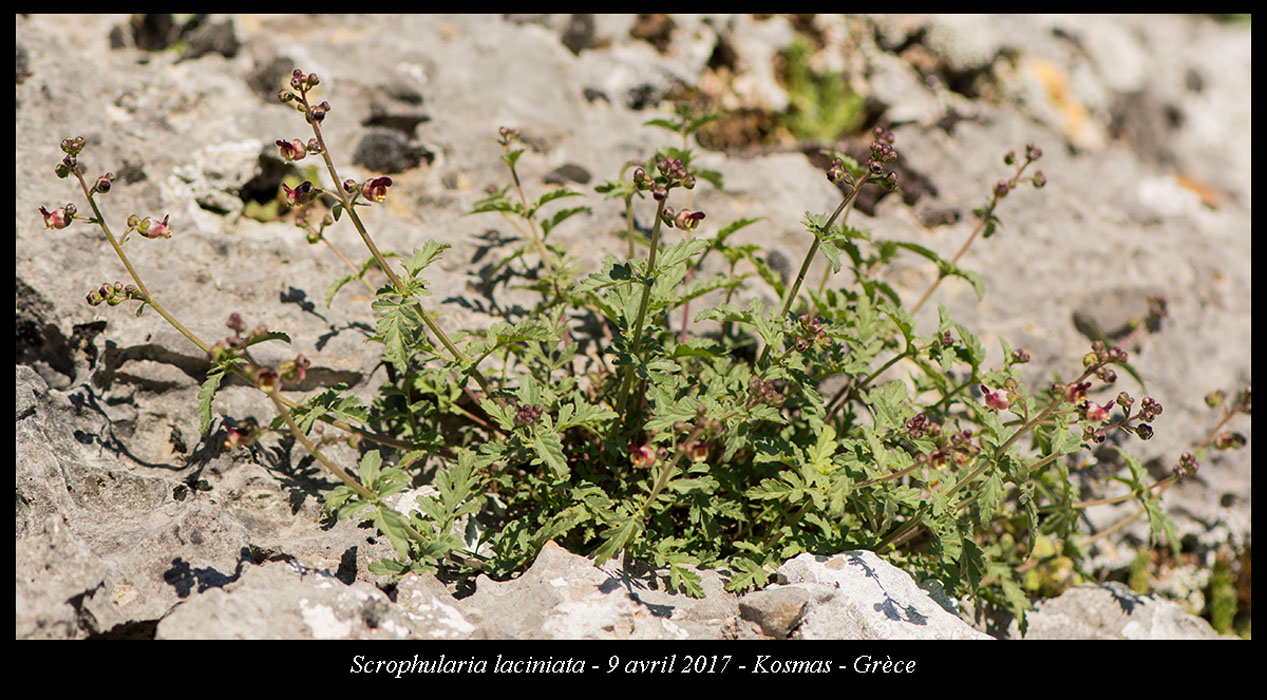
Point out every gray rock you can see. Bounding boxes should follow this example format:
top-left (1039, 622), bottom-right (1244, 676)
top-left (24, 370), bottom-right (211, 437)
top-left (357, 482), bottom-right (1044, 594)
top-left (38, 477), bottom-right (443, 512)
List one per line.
top-left (986, 582), bottom-right (1228, 640)
top-left (738, 585), bottom-right (811, 639)
top-left (155, 560), bottom-right (413, 639)
top-left (776, 551), bottom-right (994, 640)
top-left (447, 541), bottom-right (729, 640)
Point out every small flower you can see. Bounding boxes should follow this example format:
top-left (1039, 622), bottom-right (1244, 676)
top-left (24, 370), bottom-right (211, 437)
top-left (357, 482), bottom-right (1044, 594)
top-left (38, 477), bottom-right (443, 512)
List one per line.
top-left (279, 354), bottom-right (311, 383)
top-left (994, 180), bottom-right (1010, 198)
top-left (281, 181), bottom-right (314, 207)
top-left (224, 424), bottom-right (257, 450)
top-left (39, 204), bottom-right (74, 229)
top-left (687, 441), bottom-right (709, 462)
top-left (276, 138), bottom-right (307, 161)
top-left (1031, 171), bottom-right (1047, 188)
top-left (630, 442), bottom-right (657, 468)
top-left (362, 176), bottom-right (393, 203)
top-left (1064, 381), bottom-right (1091, 403)
top-left (1214, 432), bottom-right (1247, 450)
top-left (253, 367), bottom-right (279, 392)
top-left (1083, 400), bottom-right (1111, 424)
top-left (1025, 143), bottom-right (1043, 161)
top-left (1011, 348), bottom-right (1031, 364)
top-left (674, 208), bottom-right (705, 231)
top-left (980, 385), bottom-right (1010, 411)
top-left (1134, 423), bottom-right (1154, 440)
top-left (142, 214), bottom-right (173, 239)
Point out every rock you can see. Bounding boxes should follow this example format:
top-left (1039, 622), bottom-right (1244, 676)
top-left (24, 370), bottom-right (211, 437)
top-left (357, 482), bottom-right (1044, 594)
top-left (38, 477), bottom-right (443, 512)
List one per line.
top-left (155, 560), bottom-right (414, 639)
top-left (776, 551), bottom-right (994, 640)
top-left (446, 541), bottom-right (732, 640)
top-left (738, 585), bottom-right (811, 639)
top-left (986, 582), bottom-right (1228, 640)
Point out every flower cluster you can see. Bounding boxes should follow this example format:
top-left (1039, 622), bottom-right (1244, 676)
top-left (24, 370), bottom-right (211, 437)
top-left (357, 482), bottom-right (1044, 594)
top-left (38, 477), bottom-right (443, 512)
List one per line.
top-left (514, 403), bottom-right (545, 427)
top-left (748, 377), bottom-right (785, 408)
top-left (633, 156), bottom-right (696, 201)
top-left (85, 281), bottom-right (143, 307)
top-left (792, 314), bottom-right (834, 352)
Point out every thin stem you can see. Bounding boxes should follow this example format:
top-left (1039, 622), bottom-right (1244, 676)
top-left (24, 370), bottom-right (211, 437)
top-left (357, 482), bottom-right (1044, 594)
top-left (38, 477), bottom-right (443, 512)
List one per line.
top-left (303, 98), bottom-right (493, 396)
top-left (758, 187), bottom-right (858, 368)
top-left (614, 197), bottom-right (668, 419)
top-left (268, 388), bottom-right (430, 547)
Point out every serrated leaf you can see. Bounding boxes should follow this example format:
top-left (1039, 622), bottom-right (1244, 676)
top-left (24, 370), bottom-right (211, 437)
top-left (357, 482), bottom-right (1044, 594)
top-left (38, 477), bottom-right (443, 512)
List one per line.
top-left (533, 430), bottom-right (568, 478)
top-left (198, 370), bottom-right (225, 436)
top-left (592, 517), bottom-right (642, 566)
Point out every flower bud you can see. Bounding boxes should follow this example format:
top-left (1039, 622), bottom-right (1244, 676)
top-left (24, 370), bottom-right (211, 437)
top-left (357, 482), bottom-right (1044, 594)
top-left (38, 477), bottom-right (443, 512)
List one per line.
top-left (1214, 432), bottom-right (1247, 450)
top-left (994, 180), bottom-right (1011, 198)
top-left (94, 173), bottom-right (115, 194)
top-left (1032, 171), bottom-right (1047, 188)
top-left (226, 312), bottom-right (247, 333)
top-left (1134, 423), bottom-right (1153, 440)
top-left (1025, 143), bottom-right (1043, 161)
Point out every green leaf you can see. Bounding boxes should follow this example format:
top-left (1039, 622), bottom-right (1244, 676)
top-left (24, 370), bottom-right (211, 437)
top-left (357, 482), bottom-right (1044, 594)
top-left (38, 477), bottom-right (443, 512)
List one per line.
top-left (358, 450), bottom-right (382, 491)
top-left (402, 242), bottom-right (450, 279)
top-left (724, 556), bottom-right (771, 593)
top-left (533, 429), bottom-right (568, 478)
top-left (533, 188), bottom-right (584, 210)
top-left (592, 517), bottom-right (642, 566)
top-left (198, 370), bottom-right (225, 436)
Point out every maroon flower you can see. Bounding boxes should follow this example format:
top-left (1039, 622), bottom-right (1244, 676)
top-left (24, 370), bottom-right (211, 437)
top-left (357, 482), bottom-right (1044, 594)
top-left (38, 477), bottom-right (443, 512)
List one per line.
top-left (362, 176), bottom-right (393, 203)
top-left (281, 181), bottom-right (314, 207)
top-left (276, 138), bottom-right (307, 162)
top-left (141, 214), bottom-right (173, 239)
top-left (980, 385), bottom-right (1010, 411)
top-left (39, 204), bottom-right (74, 230)
top-left (630, 443), bottom-right (657, 468)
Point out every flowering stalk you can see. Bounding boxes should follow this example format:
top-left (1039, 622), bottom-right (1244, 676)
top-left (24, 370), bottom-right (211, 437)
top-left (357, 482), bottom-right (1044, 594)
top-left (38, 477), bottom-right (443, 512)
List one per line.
top-left (908, 143), bottom-right (1045, 316)
top-left (280, 69), bottom-right (492, 396)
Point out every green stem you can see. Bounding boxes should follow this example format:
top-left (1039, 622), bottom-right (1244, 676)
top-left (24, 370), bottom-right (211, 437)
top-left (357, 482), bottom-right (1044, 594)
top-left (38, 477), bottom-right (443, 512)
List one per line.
top-left (758, 187), bottom-right (858, 368)
top-left (614, 197), bottom-right (668, 419)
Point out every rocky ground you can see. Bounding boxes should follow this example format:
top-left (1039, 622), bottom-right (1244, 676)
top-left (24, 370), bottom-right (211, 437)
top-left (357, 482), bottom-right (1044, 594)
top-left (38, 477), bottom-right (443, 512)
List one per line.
top-left (15, 14), bottom-right (1250, 639)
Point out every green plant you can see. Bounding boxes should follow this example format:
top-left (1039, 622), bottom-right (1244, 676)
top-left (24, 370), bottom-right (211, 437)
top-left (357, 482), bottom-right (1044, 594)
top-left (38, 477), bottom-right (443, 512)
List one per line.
top-left (44, 68), bottom-right (1249, 635)
top-left (778, 33), bottom-right (867, 143)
